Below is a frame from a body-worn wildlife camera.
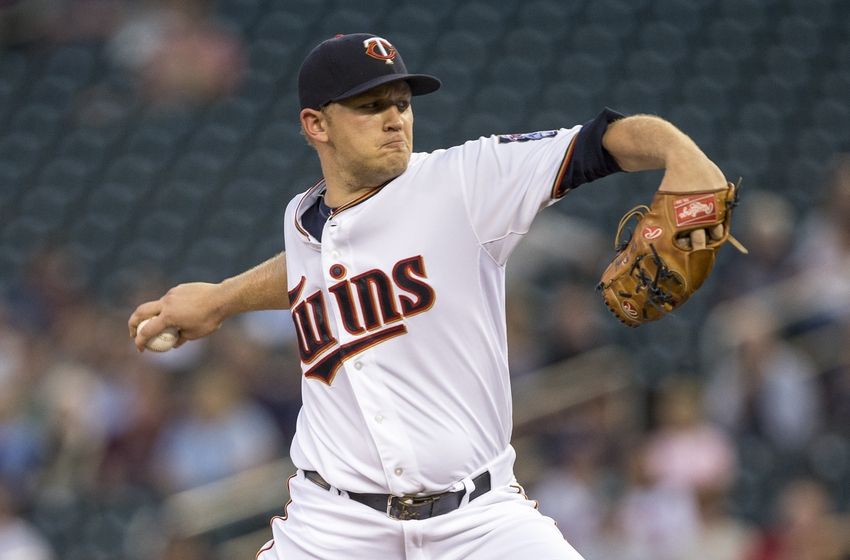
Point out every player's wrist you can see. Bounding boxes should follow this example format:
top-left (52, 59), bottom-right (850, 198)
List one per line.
top-left (658, 150), bottom-right (726, 193)
top-left (208, 278), bottom-right (248, 323)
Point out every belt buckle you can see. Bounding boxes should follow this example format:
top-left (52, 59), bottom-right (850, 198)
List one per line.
top-left (386, 494), bottom-right (438, 521)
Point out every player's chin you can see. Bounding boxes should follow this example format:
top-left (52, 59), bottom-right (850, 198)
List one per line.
top-left (380, 151), bottom-right (411, 175)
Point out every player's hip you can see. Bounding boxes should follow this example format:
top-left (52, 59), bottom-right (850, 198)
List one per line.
top-left (258, 448), bottom-right (584, 559)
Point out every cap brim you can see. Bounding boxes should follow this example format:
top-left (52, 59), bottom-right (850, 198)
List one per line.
top-left (328, 73), bottom-right (441, 105)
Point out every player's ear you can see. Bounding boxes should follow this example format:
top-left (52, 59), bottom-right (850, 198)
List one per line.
top-left (300, 108), bottom-right (329, 144)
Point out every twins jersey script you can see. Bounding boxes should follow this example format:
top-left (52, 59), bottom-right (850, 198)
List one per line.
top-left (283, 125), bottom-right (582, 497)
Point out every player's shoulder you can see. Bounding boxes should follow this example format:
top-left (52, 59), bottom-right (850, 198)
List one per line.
top-left (413, 127), bottom-right (580, 165)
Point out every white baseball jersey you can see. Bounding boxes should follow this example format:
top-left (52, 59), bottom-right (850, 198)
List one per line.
top-left (283, 126), bottom-right (582, 497)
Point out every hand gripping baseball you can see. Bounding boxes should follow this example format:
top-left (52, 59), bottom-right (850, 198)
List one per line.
top-left (597, 180), bottom-right (746, 327)
top-left (128, 282), bottom-right (226, 351)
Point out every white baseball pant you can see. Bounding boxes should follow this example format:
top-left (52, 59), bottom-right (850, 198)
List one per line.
top-left (256, 469), bottom-right (585, 559)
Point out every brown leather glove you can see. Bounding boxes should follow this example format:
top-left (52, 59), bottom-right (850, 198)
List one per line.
top-left (598, 181), bottom-right (745, 327)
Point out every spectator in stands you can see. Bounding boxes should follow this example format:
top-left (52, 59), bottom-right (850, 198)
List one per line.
top-left (643, 378), bottom-right (755, 560)
top-left (791, 155), bottom-right (850, 323)
top-left (151, 364), bottom-right (283, 492)
top-left (532, 427), bottom-right (611, 557)
top-left (608, 439), bottom-right (701, 560)
top-left (107, 0), bottom-right (245, 106)
top-left (0, 483), bottom-right (54, 560)
top-left (704, 302), bottom-right (822, 457)
top-left (709, 189), bottom-right (798, 302)
top-left (0, 0), bottom-right (58, 46)
top-left (540, 281), bottom-right (607, 365)
top-left (644, 377), bottom-right (737, 494)
top-left (748, 478), bottom-right (848, 560)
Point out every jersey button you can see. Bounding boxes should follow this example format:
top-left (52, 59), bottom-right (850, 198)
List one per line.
top-left (394, 468), bottom-right (404, 476)
top-left (330, 250), bottom-right (340, 259)
top-left (374, 414), bottom-right (384, 423)
top-left (353, 361), bottom-right (363, 370)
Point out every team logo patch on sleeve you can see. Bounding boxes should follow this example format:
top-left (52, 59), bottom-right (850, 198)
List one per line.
top-left (498, 130), bottom-right (558, 143)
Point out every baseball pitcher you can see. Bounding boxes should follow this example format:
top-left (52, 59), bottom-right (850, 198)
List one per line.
top-left (129, 34), bottom-right (739, 559)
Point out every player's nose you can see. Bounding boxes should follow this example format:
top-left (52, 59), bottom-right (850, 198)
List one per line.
top-left (382, 106), bottom-right (404, 131)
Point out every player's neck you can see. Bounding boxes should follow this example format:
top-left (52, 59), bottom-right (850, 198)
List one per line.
top-left (321, 169), bottom-right (397, 208)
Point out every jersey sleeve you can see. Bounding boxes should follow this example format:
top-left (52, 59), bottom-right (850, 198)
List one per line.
top-left (457, 108), bottom-right (625, 264)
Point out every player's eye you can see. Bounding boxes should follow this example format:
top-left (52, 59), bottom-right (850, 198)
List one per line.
top-left (395, 100), bottom-right (410, 112)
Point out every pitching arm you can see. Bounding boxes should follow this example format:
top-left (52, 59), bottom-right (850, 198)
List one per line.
top-left (601, 114), bottom-right (727, 193)
top-left (129, 252), bottom-right (290, 351)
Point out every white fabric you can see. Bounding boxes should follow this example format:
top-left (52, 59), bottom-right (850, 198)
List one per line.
top-left (257, 467), bottom-right (584, 560)
top-left (284, 129), bottom-right (581, 497)
top-left (275, 128), bottom-right (585, 559)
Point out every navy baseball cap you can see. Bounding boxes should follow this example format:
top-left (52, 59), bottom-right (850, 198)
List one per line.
top-left (298, 33), bottom-right (441, 110)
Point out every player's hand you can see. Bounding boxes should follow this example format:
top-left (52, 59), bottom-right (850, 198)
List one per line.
top-left (674, 224), bottom-right (724, 250)
top-left (128, 282), bottom-right (227, 351)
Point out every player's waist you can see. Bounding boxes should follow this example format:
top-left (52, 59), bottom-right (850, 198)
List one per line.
top-left (298, 445), bottom-right (517, 520)
top-left (303, 469), bottom-right (492, 520)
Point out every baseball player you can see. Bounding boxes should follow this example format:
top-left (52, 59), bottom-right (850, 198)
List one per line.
top-left (129, 34), bottom-right (730, 559)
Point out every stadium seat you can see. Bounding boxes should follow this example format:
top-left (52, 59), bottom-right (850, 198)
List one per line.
top-left (776, 15), bottom-right (822, 59)
top-left (57, 129), bottom-right (110, 174)
top-left (212, 0), bottom-right (265, 32)
top-left (380, 6), bottom-right (440, 46)
top-left (568, 25), bottom-right (622, 66)
top-left (486, 57), bottom-right (542, 97)
top-left (0, 132), bottom-right (42, 181)
top-left (0, 216), bottom-right (53, 270)
top-left (646, 0), bottom-right (704, 34)
top-left (540, 82), bottom-right (599, 123)
top-left (10, 103), bottom-right (62, 146)
top-left (431, 30), bottom-right (490, 73)
top-left (582, 0), bottom-right (642, 36)
top-left (65, 214), bottom-right (124, 269)
top-left (451, 3), bottom-right (506, 43)
top-left (624, 50), bottom-right (676, 93)
top-left (496, 27), bottom-right (554, 70)
top-left (680, 76), bottom-right (733, 121)
top-left (737, 102), bottom-right (783, 140)
top-left (187, 123), bottom-right (243, 162)
top-left (722, 131), bottom-right (771, 178)
top-left (43, 45), bottom-right (97, 86)
top-left (707, 19), bottom-right (756, 59)
top-left (637, 22), bottom-right (690, 62)
top-left (517, 0), bottom-right (582, 39)
top-left (316, 10), bottom-right (378, 39)
top-left (749, 74), bottom-right (799, 117)
top-left (668, 104), bottom-right (717, 147)
top-left (0, 49), bottom-right (30, 93)
top-left (249, 39), bottom-right (300, 83)
top-left (692, 47), bottom-right (740, 88)
top-left (237, 67), bottom-right (279, 108)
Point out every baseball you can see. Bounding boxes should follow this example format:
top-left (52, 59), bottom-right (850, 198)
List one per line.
top-left (138, 318), bottom-right (179, 352)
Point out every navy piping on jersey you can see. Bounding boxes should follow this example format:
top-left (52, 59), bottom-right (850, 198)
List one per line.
top-left (302, 193), bottom-right (334, 241)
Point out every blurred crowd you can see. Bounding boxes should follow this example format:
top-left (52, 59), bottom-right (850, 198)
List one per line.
top-left (526, 157), bottom-right (850, 560)
top-left (0, 0), bottom-right (245, 107)
top-left (0, 0), bottom-right (849, 558)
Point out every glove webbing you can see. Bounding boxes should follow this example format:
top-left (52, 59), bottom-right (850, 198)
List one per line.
top-left (630, 244), bottom-right (680, 316)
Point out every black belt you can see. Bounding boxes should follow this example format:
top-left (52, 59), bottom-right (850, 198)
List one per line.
top-left (303, 470), bottom-right (491, 521)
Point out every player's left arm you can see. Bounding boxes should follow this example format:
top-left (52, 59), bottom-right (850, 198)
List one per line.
top-left (601, 114), bottom-right (727, 194)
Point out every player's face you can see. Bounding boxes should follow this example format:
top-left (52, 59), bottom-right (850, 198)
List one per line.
top-left (323, 82), bottom-right (414, 187)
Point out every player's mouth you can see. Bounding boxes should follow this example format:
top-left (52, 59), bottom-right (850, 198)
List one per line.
top-left (381, 138), bottom-right (408, 150)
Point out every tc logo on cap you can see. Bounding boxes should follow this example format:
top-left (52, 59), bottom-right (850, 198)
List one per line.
top-left (363, 37), bottom-right (396, 64)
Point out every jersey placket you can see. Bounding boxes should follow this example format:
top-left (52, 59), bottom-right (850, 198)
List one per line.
top-left (320, 210), bottom-right (423, 496)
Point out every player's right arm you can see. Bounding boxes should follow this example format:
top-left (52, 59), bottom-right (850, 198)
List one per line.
top-left (128, 252), bottom-right (289, 351)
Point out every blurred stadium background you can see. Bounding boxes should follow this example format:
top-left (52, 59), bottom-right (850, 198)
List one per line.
top-left (1, 0), bottom-right (849, 558)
